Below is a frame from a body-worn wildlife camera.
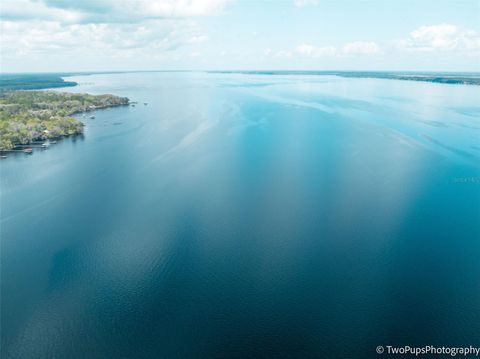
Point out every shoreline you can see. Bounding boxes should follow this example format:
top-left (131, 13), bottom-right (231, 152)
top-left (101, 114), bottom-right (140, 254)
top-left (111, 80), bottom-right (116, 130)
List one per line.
top-left (0, 91), bottom-right (130, 155)
top-left (3, 71), bottom-right (480, 92)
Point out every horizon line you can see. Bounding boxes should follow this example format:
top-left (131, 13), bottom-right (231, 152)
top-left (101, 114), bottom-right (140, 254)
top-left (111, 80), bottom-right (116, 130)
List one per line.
top-left (1, 69), bottom-right (480, 76)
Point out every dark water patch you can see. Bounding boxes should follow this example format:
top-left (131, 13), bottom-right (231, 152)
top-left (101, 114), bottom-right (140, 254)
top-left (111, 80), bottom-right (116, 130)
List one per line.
top-left (422, 134), bottom-right (477, 159)
top-left (452, 106), bottom-right (480, 117)
top-left (416, 119), bottom-right (449, 128)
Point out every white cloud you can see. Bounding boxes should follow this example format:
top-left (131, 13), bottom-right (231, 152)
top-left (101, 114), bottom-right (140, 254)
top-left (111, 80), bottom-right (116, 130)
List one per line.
top-left (264, 48), bottom-right (292, 58)
top-left (294, 25), bottom-right (478, 62)
top-left (274, 50), bottom-right (292, 58)
top-left (0, 0), bottom-right (222, 63)
top-left (1, 0), bottom-right (231, 23)
top-left (0, 19), bottom-right (206, 57)
top-left (295, 41), bottom-right (382, 58)
top-left (136, 0), bottom-right (229, 18)
top-left (293, 0), bottom-right (319, 8)
top-left (398, 24), bottom-right (480, 52)
top-left (296, 44), bottom-right (337, 57)
top-left (188, 35), bottom-right (209, 43)
top-left (296, 41), bottom-right (381, 58)
top-left (343, 41), bottom-right (381, 55)
top-left (0, 0), bottom-right (83, 23)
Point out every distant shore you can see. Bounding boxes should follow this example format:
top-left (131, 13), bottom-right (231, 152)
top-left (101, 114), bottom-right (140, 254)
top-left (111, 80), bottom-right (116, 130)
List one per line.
top-left (3, 71), bottom-right (479, 92)
top-left (211, 70), bottom-right (480, 86)
top-left (0, 74), bottom-right (78, 91)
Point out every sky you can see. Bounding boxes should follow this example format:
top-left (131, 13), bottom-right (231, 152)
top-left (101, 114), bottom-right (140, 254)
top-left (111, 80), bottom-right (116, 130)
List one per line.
top-left (1, 0), bottom-right (479, 72)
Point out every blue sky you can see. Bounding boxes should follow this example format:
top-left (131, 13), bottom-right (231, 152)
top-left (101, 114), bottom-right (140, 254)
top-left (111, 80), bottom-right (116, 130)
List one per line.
top-left (1, 0), bottom-right (479, 72)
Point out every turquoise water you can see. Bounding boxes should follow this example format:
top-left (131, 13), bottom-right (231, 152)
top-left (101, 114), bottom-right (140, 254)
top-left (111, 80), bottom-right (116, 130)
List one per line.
top-left (1, 72), bottom-right (480, 358)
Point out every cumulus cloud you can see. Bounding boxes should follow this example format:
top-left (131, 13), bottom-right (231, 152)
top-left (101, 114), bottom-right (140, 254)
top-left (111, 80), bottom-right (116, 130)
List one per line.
top-left (398, 24), bottom-right (480, 52)
top-left (0, 19), bottom-right (206, 57)
top-left (295, 24), bottom-right (478, 61)
top-left (296, 41), bottom-right (381, 57)
top-left (1, 0), bottom-right (231, 23)
top-left (0, 0), bottom-right (83, 23)
top-left (343, 41), bottom-right (381, 55)
top-left (296, 44), bottom-right (337, 57)
top-left (264, 48), bottom-right (292, 58)
top-left (188, 35), bottom-right (209, 43)
top-left (0, 0), bottom-right (225, 63)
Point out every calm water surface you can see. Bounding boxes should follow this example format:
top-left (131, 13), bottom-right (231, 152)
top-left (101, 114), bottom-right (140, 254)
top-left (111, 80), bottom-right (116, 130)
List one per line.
top-left (1, 72), bottom-right (480, 358)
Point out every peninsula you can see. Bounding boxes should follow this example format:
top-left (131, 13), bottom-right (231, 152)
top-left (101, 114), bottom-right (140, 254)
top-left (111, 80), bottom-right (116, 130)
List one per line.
top-left (0, 73), bottom-right (78, 91)
top-left (0, 91), bottom-right (129, 151)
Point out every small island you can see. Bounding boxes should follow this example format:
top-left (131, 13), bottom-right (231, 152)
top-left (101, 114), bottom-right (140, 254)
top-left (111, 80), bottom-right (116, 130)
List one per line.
top-left (0, 91), bottom-right (129, 152)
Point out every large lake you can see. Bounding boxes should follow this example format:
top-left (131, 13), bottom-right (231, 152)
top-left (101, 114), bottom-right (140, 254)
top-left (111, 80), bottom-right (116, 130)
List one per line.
top-left (1, 72), bottom-right (479, 358)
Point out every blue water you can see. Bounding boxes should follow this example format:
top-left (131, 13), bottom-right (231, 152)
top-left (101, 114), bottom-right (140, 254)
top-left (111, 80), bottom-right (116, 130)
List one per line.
top-left (1, 72), bottom-right (480, 358)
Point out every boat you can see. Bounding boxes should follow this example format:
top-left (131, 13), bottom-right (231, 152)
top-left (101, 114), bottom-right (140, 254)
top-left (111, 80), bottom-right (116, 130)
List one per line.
top-left (131, 104), bottom-right (136, 107)
top-left (41, 142), bottom-right (50, 148)
top-left (90, 115), bottom-right (95, 119)
top-left (23, 148), bottom-right (33, 154)
top-left (1, 155), bottom-right (7, 159)
top-left (144, 102), bottom-right (148, 105)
